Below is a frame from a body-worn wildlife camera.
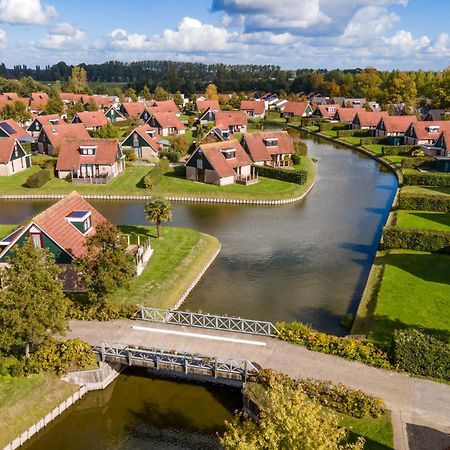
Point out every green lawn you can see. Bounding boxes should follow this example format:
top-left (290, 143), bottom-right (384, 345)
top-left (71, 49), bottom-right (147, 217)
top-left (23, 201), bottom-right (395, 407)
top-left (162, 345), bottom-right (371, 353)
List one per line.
top-left (0, 374), bottom-right (78, 448)
top-left (339, 412), bottom-right (393, 450)
top-left (401, 185), bottom-right (450, 197)
top-left (396, 210), bottom-right (450, 232)
top-left (0, 158), bottom-right (316, 202)
top-left (0, 224), bottom-right (17, 238)
top-left (340, 137), bottom-right (362, 145)
top-left (367, 250), bottom-right (450, 346)
top-left (321, 130), bottom-right (338, 138)
top-left (110, 226), bottom-right (220, 309)
top-left (362, 145), bottom-right (384, 156)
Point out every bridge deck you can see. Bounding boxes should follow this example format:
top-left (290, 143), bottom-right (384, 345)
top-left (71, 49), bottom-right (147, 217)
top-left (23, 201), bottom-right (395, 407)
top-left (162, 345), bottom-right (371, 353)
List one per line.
top-left (67, 319), bottom-right (450, 447)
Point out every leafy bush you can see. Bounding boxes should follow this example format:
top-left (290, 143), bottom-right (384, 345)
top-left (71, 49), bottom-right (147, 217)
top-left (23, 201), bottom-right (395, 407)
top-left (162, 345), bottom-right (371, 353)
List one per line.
top-left (393, 329), bottom-right (450, 380)
top-left (67, 300), bottom-right (139, 321)
top-left (398, 194), bottom-right (450, 212)
top-left (122, 149), bottom-right (136, 161)
top-left (403, 172), bottom-right (450, 187)
top-left (142, 159), bottom-right (170, 189)
top-left (31, 155), bottom-right (57, 169)
top-left (337, 129), bottom-right (371, 138)
top-left (249, 370), bottom-right (386, 419)
top-left (24, 169), bottom-right (51, 188)
top-left (319, 122), bottom-right (348, 132)
top-left (159, 149), bottom-right (180, 162)
top-left (276, 321), bottom-right (391, 368)
top-left (382, 145), bottom-right (416, 156)
top-left (382, 226), bottom-right (450, 253)
top-left (293, 140), bottom-right (308, 156)
top-left (301, 117), bottom-right (325, 127)
top-left (256, 165), bottom-right (307, 184)
top-left (360, 136), bottom-right (389, 145)
top-left (401, 157), bottom-right (435, 169)
top-left (291, 153), bottom-right (301, 165)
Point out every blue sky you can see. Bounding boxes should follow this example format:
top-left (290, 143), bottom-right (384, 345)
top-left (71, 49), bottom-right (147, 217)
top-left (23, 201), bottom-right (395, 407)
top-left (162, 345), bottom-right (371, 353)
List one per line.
top-left (0, 0), bottom-right (449, 70)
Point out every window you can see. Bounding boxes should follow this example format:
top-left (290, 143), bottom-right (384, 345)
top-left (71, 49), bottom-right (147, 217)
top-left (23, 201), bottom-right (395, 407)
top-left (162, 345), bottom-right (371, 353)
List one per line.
top-left (80, 146), bottom-right (96, 155)
top-left (263, 138), bottom-right (278, 147)
top-left (30, 232), bottom-right (43, 248)
top-left (146, 130), bottom-right (155, 138)
top-left (221, 149), bottom-right (236, 159)
top-left (83, 216), bottom-right (91, 232)
top-left (427, 126), bottom-right (440, 133)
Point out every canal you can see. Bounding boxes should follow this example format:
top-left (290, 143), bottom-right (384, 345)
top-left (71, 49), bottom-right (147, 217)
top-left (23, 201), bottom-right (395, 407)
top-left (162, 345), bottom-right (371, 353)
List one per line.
top-left (3, 134), bottom-right (397, 449)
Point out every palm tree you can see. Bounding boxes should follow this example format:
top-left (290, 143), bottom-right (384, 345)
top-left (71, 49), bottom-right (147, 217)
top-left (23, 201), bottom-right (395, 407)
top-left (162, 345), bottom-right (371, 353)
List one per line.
top-left (144, 197), bottom-right (172, 238)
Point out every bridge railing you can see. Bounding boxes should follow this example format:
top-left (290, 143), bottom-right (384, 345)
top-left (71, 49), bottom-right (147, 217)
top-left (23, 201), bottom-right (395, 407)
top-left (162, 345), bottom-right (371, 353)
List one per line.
top-left (93, 341), bottom-right (259, 381)
top-left (136, 307), bottom-right (279, 337)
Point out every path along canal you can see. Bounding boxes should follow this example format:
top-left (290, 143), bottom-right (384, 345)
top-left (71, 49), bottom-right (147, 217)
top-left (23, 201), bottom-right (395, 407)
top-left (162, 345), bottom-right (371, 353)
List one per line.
top-left (2, 134), bottom-right (397, 449)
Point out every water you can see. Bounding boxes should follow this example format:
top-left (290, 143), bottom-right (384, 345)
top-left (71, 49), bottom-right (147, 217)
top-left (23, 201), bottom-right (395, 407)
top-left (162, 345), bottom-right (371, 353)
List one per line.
top-left (2, 135), bottom-right (397, 449)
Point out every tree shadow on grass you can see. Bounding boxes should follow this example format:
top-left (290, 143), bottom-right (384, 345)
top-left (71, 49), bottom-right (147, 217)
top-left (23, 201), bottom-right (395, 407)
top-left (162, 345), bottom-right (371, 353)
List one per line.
top-left (406, 211), bottom-right (450, 229)
top-left (418, 186), bottom-right (450, 196)
top-left (118, 224), bottom-right (157, 239)
top-left (346, 430), bottom-right (393, 450)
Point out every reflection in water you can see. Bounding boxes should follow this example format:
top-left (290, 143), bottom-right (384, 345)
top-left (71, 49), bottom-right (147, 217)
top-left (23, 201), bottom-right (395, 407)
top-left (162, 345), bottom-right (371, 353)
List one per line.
top-left (23, 368), bottom-right (240, 450)
top-left (0, 136), bottom-right (397, 335)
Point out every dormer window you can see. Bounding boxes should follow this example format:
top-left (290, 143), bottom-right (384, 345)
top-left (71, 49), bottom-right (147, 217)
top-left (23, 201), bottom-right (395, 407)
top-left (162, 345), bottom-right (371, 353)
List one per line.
top-left (264, 138), bottom-right (278, 147)
top-left (221, 148), bottom-right (236, 159)
top-left (80, 145), bottom-right (97, 156)
top-left (49, 119), bottom-right (58, 125)
top-left (426, 126), bottom-right (440, 133)
top-left (66, 210), bottom-right (92, 234)
top-left (327, 107), bottom-right (335, 112)
top-left (146, 130), bottom-right (156, 138)
top-left (35, 122), bottom-right (40, 130)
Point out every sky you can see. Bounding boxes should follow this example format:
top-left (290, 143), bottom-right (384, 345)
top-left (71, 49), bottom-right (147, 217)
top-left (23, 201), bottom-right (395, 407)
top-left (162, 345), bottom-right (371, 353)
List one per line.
top-left (0, 0), bottom-right (449, 70)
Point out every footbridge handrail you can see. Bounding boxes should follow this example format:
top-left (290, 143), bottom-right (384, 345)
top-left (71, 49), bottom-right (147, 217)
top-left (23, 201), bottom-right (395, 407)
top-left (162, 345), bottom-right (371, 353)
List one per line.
top-left (136, 307), bottom-right (279, 337)
top-left (92, 341), bottom-right (259, 380)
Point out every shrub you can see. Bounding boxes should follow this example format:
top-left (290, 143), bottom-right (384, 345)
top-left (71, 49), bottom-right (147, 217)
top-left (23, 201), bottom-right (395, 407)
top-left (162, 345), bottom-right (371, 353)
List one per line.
top-left (32, 155), bottom-right (57, 169)
top-left (293, 140), bottom-right (308, 156)
top-left (67, 300), bottom-right (139, 321)
top-left (397, 194), bottom-right (450, 212)
top-left (249, 369), bottom-right (386, 419)
top-left (382, 145), bottom-right (417, 156)
top-left (403, 172), bottom-right (450, 187)
top-left (159, 149), bottom-right (180, 162)
top-left (382, 226), bottom-right (450, 253)
top-left (301, 117), bottom-right (325, 127)
top-left (291, 153), bottom-right (301, 165)
top-left (337, 129), bottom-right (371, 138)
top-left (256, 165), bottom-right (307, 184)
top-left (360, 136), bottom-right (389, 145)
top-left (142, 160), bottom-right (170, 189)
top-left (276, 321), bottom-right (391, 368)
top-left (318, 122), bottom-right (348, 132)
top-left (401, 157), bottom-right (435, 169)
top-left (411, 149), bottom-right (425, 157)
top-left (393, 329), bottom-right (450, 380)
top-left (123, 149), bottom-right (135, 161)
top-left (24, 169), bottom-right (51, 188)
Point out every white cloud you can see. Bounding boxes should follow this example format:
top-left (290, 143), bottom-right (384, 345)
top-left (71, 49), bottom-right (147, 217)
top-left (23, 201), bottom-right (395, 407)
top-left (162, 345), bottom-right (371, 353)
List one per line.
top-left (0, 28), bottom-right (6, 47)
top-left (0, 0), bottom-right (56, 25)
top-left (107, 28), bottom-right (152, 50)
top-left (34, 23), bottom-right (84, 50)
top-left (428, 33), bottom-right (450, 56)
top-left (381, 30), bottom-right (430, 55)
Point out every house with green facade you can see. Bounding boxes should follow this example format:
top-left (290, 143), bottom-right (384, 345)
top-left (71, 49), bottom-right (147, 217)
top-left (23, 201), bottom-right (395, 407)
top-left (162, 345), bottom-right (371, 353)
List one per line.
top-left (26, 114), bottom-right (62, 137)
top-left (0, 137), bottom-right (32, 176)
top-left (120, 124), bottom-right (161, 158)
top-left (105, 106), bottom-right (126, 123)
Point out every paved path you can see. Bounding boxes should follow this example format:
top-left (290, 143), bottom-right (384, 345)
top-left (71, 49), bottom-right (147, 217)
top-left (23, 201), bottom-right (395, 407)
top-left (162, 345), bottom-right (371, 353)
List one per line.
top-left (67, 320), bottom-right (450, 450)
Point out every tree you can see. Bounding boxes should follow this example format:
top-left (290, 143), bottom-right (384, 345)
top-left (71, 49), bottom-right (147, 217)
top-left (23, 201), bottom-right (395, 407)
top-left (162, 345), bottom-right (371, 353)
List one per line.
top-left (173, 90), bottom-right (184, 108)
top-left (0, 238), bottom-right (68, 357)
top-left (154, 86), bottom-right (169, 101)
top-left (168, 134), bottom-right (189, 156)
top-left (91, 123), bottom-right (120, 139)
top-left (66, 101), bottom-right (85, 121)
top-left (387, 71), bottom-right (417, 112)
top-left (1, 100), bottom-right (31, 123)
top-left (125, 87), bottom-right (138, 102)
top-left (205, 83), bottom-right (219, 100)
top-left (68, 66), bottom-right (88, 94)
top-left (140, 85), bottom-right (152, 100)
top-left (85, 98), bottom-right (98, 112)
top-left (45, 95), bottom-right (64, 115)
top-left (354, 68), bottom-right (382, 101)
top-left (144, 197), bottom-right (172, 238)
top-left (220, 379), bottom-right (364, 450)
top-left (75, 222), bottom-right (135, 303)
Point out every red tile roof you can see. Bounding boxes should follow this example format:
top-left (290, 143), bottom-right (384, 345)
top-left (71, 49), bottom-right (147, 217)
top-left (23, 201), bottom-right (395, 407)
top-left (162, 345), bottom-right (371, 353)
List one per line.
top-left (121, 102), bottom-right (146, 117)
top-left (28, 114), bottom-right (62, 129)
top-left (196, 100), bottom-right (220, 112)
top-left (0, 137), bottom-right (22, 163)
top-left (378, 115), bottom-right (417, 133)
top-left (0, 119), bottom-right (29, 139)
top-left (240, 100), bottom-right (265, 115)
top-left (81, 95), bottom-right (114, 109)
top-left (41, 123), bottom-right (90, 152)
top-left (408, 121), bottom-right (450, 141)
top-left (315, 104), bottom-right (340, 119)
top-left (73, 111), bottom-right (108, 128)
top-left (283, 101), bottom-right (309, 116)
top-left (1, 92), bottom-right (19, 101)
top-left (243, 131), bottom-right (294, 162)
top-left (198, 139), bottom-right (252, 178)
top-left (153, 100), bottom-right (180, 115)
top-left (33, 191), bottom-right (110, 259)
top-left (57, 138), bottom-right (122, 171)
top-left (151, 112), bottom-right (185, 130)
top-left (124, 124), bottom-right (161, 150)
top-left (30, 92), bottom-right (49, 110)
top-left (334, 108), bottom-right (365, 122)
top-left (354, 111), bottom-right (389, 127)
top-left (215, 111), bottom-right (248, 128)
top-left (59, 93), bottom-right (84, 103)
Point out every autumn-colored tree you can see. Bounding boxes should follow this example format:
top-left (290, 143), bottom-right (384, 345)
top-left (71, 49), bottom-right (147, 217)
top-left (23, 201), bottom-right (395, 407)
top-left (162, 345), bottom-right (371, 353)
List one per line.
top-left (1, 100), bottom-right (31, 123)
top-left (354, 68), bottom-right (382, 101)
top-left (68, 66), bottom-right (88, 94)
top-left (205, 83), bottom-right (219, 100)
top-left (45, 95), bottom-right (64, 115)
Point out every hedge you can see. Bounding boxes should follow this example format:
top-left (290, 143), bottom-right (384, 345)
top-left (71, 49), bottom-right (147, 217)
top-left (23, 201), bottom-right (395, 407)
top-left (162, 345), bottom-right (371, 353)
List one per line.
top-left (24, 169), bottom-right (51, 188)
top-left (31, 155), bottom-right (57, 170)
top-left (360, 136), bottom-right (389, 145)
top-left (382, 145), bottom-right (416, 156)
top-left (247, 369), bottom-right (386, 419)
top-left (400, 157), bottom-right (435, 169)
top-left (397, 194), bottom-right (450, 212)
top-left (142, 158), bottom-right (170, 189)
top-left (402, 172), bottom-right (450, 187)
top-left (337, 129), bottom-right (371, 138)
top-left (382, 226), bottom-right (450, 253)
top-left (256, 165), bottom-right (307, 184)
top-left (393, 329), bottom-right (450, 380)
top-left (276, 321), bottom-right (391, 368)
top-left (301, 117), bottom-right (325, 127)
top-left (318, 122), bottom-right (348, 132)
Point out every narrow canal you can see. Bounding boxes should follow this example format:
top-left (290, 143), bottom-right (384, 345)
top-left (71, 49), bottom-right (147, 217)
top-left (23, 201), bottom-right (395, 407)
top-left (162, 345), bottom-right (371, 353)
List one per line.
top-left (3, 134), bottom-right (397, 449)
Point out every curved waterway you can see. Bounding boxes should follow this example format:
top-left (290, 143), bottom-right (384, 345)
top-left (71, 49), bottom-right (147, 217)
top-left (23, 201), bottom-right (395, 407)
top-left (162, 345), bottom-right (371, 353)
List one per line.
top-left (3, 134), bottom-right (397, 449)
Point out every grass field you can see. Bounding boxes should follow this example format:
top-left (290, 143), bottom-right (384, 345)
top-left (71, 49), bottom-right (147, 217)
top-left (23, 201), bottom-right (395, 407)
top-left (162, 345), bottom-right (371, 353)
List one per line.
top-left (396, 210), bottom-right (450, 231)
top-left (362, 145), bottom-right (384, 156)
top-left (0, 374), bottom-right (78, 448)
top-left (401, 185), bottom-right (450, 196)
top-left (367, 250), bottom-right (450, 346)
top-left (0, 224), bottom-right (17, 238)
top-left (110, 226), bottom-right (220, 309)
top-left (340, 136), bottom-right (362, 145)
top-left (0, 157), bottom-right (316, 201)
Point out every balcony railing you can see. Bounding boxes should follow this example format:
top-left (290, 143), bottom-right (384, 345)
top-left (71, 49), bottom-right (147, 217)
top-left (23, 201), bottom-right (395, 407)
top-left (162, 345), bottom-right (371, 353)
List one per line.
top-left (71, 173), bottom-right (112, 184)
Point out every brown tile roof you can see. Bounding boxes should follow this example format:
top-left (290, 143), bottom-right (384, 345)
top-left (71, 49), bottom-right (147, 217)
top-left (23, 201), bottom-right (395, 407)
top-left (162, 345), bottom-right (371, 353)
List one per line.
top-left (243, 131), bottom-right (294, 162)
top-left (354, 111), bottom-right (389, 127)
top-left (408, 121), bottom-right (450, 141)
top-left (1, 92), bottom-right (19, 101)
top-left (121, 102), bottom-right (146, 117)
top-left (240, 100), bottom-right (265, 115)
top-left (59, 93), bottom-right (84, 103)
top-left (33, 191), bottom-right (110, 259)
top-left (315, 104), bottom-right (340, 119)
top-left (57, 138), bottom-right (121, 172)
top-left (378, 115), bottom-right (417, 133)
top-left (151, 112), bottom-right (185, 130)
top-left (0, 119), bottom-right (29, 139)
top-left (283, 101), bottom-right (309, 116)
top-left (125, 124), bottom-right (161, 150)
top-left (215, 111), bottom-right (248, 128)
top-left (334, 107), bottom-right (365, 122)
top-left (153, 100), bottom-right (180, 115)
top-left (0, 137), bottom-right (20, 163)
top-left (29, 114), bottom-right (62, 128)
top-left (41, 123), bottom-right (90, 152)
top-left (81, 95), bottom-right (114, 109)
top-left (30, 92), bottom-right (49, 110)
top-left (196, 100), bottom-right (220, 112)
top-left (73, 111), bottom-right (108, 128)
top-left (199, 139), bottom-right (252, 178)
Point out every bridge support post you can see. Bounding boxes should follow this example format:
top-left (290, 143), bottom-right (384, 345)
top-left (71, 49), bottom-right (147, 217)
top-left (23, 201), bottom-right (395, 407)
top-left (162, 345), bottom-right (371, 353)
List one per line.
top-left (214, 359), bottom-right (218, 379)
top-left (101, 342), bottom-right (105, 362)
top-left (184, 359), bottom-right (188, 374)
top-left (127, 349), bottom-right (132, 366)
